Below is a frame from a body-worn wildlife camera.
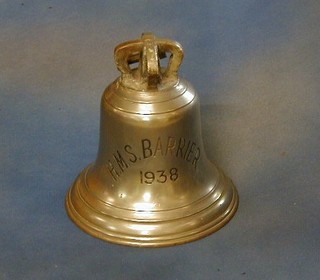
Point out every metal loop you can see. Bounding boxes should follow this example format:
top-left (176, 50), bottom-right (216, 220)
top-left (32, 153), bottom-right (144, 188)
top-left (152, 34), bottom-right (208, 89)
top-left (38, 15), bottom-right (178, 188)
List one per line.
top-left (113, 34), bottom-right (184, 89)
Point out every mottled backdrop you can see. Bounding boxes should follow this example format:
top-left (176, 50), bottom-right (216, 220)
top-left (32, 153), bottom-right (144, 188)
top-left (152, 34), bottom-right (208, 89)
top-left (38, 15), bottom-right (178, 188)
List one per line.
top-left (1, 1), bottom-right (319, 279)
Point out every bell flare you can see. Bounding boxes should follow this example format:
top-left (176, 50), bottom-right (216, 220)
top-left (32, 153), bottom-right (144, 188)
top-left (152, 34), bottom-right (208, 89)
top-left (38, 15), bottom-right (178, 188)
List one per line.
top-left (66, 163), bottom-right (238, 247)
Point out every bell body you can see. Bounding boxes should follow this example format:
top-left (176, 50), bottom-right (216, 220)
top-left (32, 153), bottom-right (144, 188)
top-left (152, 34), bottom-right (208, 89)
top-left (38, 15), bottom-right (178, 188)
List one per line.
top-left (66, 34), bottom-right (238, 247)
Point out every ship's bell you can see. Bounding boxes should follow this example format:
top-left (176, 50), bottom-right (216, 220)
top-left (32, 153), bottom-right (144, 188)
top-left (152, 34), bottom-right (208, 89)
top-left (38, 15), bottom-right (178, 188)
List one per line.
top-left (66, 33), bottom-right (239, 247)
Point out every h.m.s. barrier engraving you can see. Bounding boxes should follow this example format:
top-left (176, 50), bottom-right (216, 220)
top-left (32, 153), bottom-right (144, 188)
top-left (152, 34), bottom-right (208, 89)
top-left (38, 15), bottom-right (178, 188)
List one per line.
top-left (106, 136), bottom-right (201, 182)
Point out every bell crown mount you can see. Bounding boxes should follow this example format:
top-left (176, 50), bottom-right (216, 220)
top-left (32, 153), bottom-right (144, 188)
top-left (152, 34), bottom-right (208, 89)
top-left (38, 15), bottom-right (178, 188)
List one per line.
top-left (114, 33), bottom-right (184, 90)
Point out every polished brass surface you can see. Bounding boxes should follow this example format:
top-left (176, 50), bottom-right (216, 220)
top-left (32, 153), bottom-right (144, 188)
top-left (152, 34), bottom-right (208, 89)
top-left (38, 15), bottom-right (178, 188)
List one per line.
top-left (65, 33), bottom-right (239, 247)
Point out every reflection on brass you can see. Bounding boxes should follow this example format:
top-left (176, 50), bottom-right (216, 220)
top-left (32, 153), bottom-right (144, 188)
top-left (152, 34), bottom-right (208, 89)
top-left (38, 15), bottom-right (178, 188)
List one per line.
top-left (65, 33), bottom-right (239, 247)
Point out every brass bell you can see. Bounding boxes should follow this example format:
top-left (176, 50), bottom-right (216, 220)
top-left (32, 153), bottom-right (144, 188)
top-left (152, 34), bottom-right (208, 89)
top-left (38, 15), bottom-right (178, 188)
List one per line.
top-left (66, 33), bottom-right (238, 247)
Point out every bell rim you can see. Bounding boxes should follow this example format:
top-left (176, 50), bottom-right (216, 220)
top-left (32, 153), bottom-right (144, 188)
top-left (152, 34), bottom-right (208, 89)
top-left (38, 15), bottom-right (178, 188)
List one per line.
top-left (65, 166), bottom-right (239, 248)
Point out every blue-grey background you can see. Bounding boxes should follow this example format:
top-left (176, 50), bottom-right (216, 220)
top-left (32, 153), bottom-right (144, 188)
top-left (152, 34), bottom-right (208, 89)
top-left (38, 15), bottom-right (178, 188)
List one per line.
top-left (1, 1), bottom-right (319, 279)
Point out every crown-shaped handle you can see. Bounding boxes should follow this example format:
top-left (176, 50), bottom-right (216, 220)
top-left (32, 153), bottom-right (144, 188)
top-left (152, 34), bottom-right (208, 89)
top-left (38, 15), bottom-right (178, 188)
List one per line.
top-left (114, 33), bottom-right (184, 90)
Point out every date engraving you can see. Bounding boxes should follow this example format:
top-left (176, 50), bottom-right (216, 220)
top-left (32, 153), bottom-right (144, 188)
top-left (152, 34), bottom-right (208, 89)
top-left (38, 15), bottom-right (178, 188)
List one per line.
top-left (140, 168), bottom-right (179, 184)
